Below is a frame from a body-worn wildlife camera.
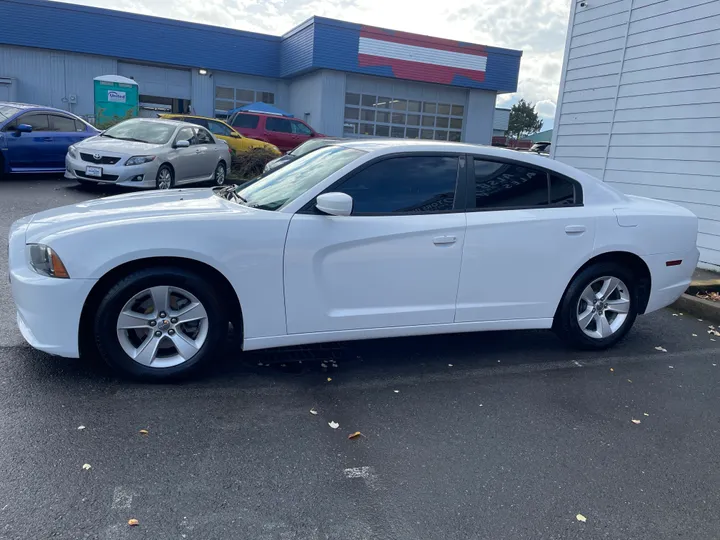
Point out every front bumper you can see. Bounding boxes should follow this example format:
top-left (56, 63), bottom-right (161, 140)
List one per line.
top-left (65, 155), bottom-right (160, 188)
top-left (9, 221), bottom-right (96, 358)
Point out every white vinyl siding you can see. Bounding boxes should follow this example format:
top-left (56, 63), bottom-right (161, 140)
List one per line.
top-left (552, 0), bottom-right (720, 269)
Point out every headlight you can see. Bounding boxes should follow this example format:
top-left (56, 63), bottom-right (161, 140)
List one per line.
top-left (125, 155), bottom-right (156, 166)
top-left (68, 146), bottom-right (78, 159)
top-left (28, 244), bottom-right (70, 278)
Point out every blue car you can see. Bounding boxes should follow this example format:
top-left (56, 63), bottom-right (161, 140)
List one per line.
top-left (0, 102), bottom-right (100, 177)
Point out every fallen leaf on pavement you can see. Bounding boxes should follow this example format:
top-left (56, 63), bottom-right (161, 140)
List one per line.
top-left (393, 390), bottom-right (399, 393)
top-left (627, 379), bottom-right (632, 383)
top-left (631, 419), bottom-right (641, 425)
top-left (77, 426), bottom-right (85, 431)
top-left (448, 364), bottom-right (453, 367)
top-left (576, 514), bottom-right (587, 522)
top-left (310, 408), bottom-right (318, 415)
top-left (128, 519), bottom-right (139, 526)
top-left (348, 432), bottom-right (362, 439)
top-left (693, 334), bottom-right (698, 337)
top-left (327, 377), bottom-right (332, 382)
top-left (328, 421), bottom-right (339, 429)
top-left (672, 313), bottom-right (679, 317)
top-left (82, 464), bottom-right (91, 471)
top-left (610, 368), bottom-right (614, 372)
top-left (668, 365), bottom-right (674, 369)
top-left (655, 346), bottom-right (668, 352)
top-left (644, 413), bottom-right (649, 416)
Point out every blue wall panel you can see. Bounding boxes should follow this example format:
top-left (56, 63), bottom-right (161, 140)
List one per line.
top-left (0, 0), bottom-right (281, 78)
top-left (281, 22), bottom-right (315, 77)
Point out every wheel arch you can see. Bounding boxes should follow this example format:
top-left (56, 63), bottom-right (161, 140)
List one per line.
top-left (555, 251), bottom-right (652, 321)
top-left (79, 256), bottom-right (243, 356)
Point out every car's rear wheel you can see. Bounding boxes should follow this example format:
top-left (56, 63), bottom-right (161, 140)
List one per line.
top-left (213, 162), bottom-right (226, 186)
top-left (554, 262), bottom-right (638, 350)
top-left (94, 267), bottom-right (228, 380)
top-left (156, 165), bottom-right (174, 190)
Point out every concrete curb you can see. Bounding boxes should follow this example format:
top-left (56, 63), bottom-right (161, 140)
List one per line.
top-left (671, 294), bottom-right (720, 324)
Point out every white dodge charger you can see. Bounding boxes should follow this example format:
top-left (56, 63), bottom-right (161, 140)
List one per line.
top-left (9, 140), bottom-right (698, 380)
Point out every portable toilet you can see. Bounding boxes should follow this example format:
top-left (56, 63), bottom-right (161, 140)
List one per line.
top-left (93, 75), bottom-right (139, 127)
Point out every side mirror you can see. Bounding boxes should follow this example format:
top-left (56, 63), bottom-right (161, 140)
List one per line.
top-left (316, 192), bottom-right (353, 216)
top-left (175, 140), bottom-right (190, 148)
top-left (16, 124), bottom-right (32, 134)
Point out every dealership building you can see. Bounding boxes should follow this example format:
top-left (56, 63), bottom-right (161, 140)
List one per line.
top-left (0, 0), bottom-right (521, 143)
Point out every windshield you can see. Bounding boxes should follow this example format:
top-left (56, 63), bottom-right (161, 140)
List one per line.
top-left (103, 119), bottom-right (176, 144)
top-left (237, 146), bottom-right (365, 211)
top-left (290, 138), bottom-right (338, 157)
top-left (0, 105), bottom-right (21, 121)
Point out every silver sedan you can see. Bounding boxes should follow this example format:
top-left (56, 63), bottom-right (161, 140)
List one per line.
top-left (64, 118), bottom-right (232, 189)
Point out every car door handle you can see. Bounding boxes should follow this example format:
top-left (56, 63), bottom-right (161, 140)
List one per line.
top-left (42, 137), bottom-right (53, 142)
top-left (433, 235), bottom-right (457, 245)
top-left (565, 225), bottom-right (586, 235)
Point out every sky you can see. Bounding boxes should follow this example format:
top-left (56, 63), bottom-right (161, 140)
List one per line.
top-left (62, 0), bottom-right (571, 131)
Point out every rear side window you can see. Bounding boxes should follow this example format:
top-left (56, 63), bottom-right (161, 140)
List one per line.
top-left (231, 114), bottom-right (259, 129)
top-left (291, 120), bottom-right (313, 136)
top-left (48, 114), bottom-right (77, 132)
top-left (184, 117), bottom-right (209, 129)
top-left (74, 119), bottom-right (88, 132)
top-left (470, 159), bottom-right (582, 209)
top-left (266, 117), bottom-right (292, 133)
top-left (336, 156), bottom-right (459, 215)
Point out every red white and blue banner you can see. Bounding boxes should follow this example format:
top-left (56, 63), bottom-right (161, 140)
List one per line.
top-left (358, 26), bottom-right (488, 85)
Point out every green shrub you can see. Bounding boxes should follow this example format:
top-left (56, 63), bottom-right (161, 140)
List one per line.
top-left (230, 147), bottom-right (279, 181)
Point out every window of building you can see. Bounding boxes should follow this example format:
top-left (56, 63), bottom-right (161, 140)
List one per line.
top-left (336, 156), bottom-right (459, 214)
top-left (214, 86), bottom-right (275, 118)
top-left (343, 93), bottom-right (464, 142)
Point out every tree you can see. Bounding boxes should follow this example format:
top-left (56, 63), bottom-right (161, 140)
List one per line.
top-left (505, 99), bottom-right (544, 140)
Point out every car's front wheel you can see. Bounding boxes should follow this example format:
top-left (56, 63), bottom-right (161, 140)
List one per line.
top-left (156, 165), bottom-right (174, 190)
top-left (554, 262), bottom-right (638, 350)
top-left (94, 267), bottom-right (228, 380)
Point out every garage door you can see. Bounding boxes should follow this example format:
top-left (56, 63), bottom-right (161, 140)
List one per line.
top-left (117, 62), bottom-right (191, 99)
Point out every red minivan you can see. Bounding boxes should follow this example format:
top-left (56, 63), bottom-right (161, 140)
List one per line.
top-left (227, 112), bottom-right (325, 152)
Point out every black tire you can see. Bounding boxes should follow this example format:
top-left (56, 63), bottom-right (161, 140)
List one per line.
top-left (156, 164), bottom-right (174, 190)
top-left (554, 261), bottom-right (639, 350)
top-left (212, 162), bottom-right (227, 186)
top-left (94, 267), bottom-right (228, 380)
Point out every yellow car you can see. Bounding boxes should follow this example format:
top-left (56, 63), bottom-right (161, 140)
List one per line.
top-left (160, 114), bottom-right (281, 157)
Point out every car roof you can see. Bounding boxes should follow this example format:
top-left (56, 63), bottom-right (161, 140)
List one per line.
top-left (0, 101), bottom-right (78, 115)
top-left (129, 117), bottom-right (194, 128)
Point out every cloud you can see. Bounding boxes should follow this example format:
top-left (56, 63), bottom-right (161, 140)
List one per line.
top-left (60, 0), bottom-right (569, 122)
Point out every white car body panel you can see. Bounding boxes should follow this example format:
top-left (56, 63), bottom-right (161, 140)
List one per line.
top-left (8, 141), bottom-right (699, 359)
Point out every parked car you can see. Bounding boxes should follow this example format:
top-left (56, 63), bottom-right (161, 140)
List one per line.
top-left (529, 141), bottom-right (551, 154)
top-left (227, 111), bottom-right (324, 152)
top-left (264, 137), bottom-right (346, 173)
top-left (0, 102), bottom-right (99, 178)
top-left (9, 141), bottom-right (698, 380)
top-left (159, 114), bottom-right (281, 157)
top-left (64, 118), bottom-right (231, 189)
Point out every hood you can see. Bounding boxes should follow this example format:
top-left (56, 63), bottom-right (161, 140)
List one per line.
top-left (76, 136), bottom-right (163, 154)
top-left (25, 188), bottom-right (252, 244)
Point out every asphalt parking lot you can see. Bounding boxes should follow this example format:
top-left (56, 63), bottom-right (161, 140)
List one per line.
top-left (1, 177), bottom-right (720, 540)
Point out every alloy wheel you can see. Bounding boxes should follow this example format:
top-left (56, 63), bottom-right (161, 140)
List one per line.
top-left (576, 276), bottom-right (631, 339)
top-left (157, 168), bottom-right (172, 189)
top-left (116, 286), bottom-right (209, 368)
top-left (215, 164), bottom-right (226, 186)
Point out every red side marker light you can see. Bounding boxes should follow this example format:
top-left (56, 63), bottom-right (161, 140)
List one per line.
top-left (666, 260), bottom-right (682, 267)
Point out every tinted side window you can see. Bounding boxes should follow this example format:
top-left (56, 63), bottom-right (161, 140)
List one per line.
top-left (231, 114), bottom-right (259, 129)
top-left (19, 113), bottom-right (49, 131)
top-left (176, 127), bottom-right (195, 145)
top-left (266, 117), bottom-right (292, 133)
top-left (184, 117), bottom-right (209, 129)
top-left (291, 121), bottom-right (313, 136)
top-left (74, 119), bottom-right (87, 132)
top-left (195, 128), bottom-right (214, 144)
top-left (472, 159), bottom-right (548, 209)
top-left (48, 114), bottom-right (77, 132)
top-left (208, 121), bottom-right (233, 137)
top-left (337, 156), bottom-right (459, 214)
top-left (550, 174), bottom-right (581, 205)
